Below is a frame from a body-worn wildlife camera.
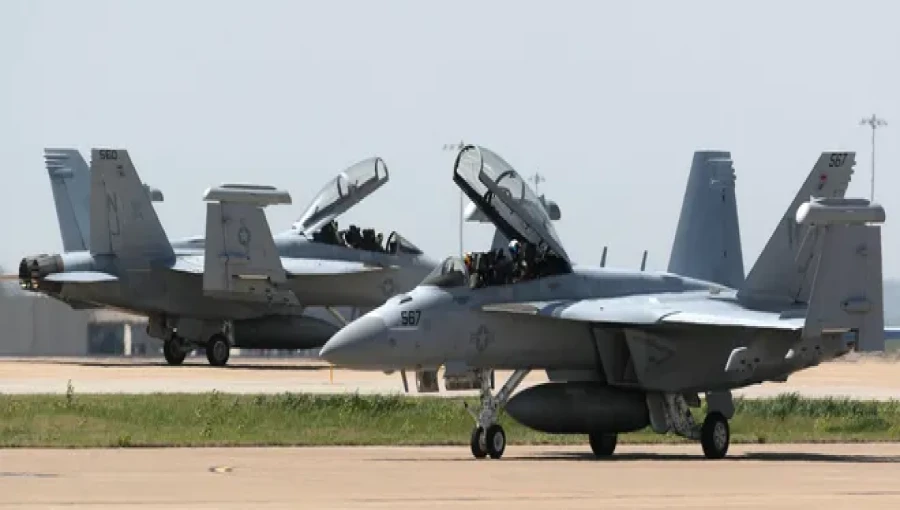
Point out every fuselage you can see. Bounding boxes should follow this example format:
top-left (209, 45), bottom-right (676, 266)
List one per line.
top-left (321, 264), bottom-right (721, 371)
top-left (23, 228), bottom-right (437, 322)
top-left (319, 261), bottom-right (850, 394)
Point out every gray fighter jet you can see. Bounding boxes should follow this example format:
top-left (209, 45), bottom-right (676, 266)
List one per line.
top-left (14, 148), bottom-right (437, 367)
top-left (320, 145), bottom-right (885, 460)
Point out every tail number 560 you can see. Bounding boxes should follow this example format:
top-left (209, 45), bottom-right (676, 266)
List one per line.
top-left (400, 310), bottom-right (421, 326)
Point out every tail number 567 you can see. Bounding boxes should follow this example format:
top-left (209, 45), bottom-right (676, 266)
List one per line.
top-left (400, 310), bottom-right (421, 326)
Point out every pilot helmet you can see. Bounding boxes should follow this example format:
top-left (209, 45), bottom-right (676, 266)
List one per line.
top-left (508, 239), bottom-right (520, 257)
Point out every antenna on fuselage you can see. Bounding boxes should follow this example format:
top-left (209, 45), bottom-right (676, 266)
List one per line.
top-left (640, 250), bottom-right (648, 271)
top-left (600, 246), bottom-right (608, 267)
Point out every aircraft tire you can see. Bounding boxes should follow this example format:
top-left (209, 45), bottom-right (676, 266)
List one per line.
top-left (588, 432), bottom-right (617, 457)
top-left (206, 334), bottom-right (230, 367)
top-left (700, 412), bottom-right (730, 459)
top-left (485, 424), bottom-right (506, 459)
top-left (470, 426), bottom-right (487, 459)
top-left (163, 339), bottom-right (186, 366)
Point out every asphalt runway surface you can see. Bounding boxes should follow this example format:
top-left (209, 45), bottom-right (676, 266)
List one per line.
top-left (1, 354), bottom-right (900, 399)
top-left (2, 444), bottom-right (900, 509)
top-left (3, 356), bottom-right (900, 509)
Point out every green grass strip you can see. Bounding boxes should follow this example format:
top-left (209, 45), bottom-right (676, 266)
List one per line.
top-left (3, 389), bottom-right (900, 448)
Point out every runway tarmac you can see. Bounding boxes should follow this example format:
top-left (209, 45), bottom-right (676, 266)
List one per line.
top-left (1, 354), bottom-right (900, 399)
top-left (1, 444), bottom-right (900, 509)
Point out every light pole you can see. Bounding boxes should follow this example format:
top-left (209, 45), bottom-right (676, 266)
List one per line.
top-left (859, 114), bottom-right (888, 202)
top-left (442, 140), bottom-right (466, 256)
top-left (529, 172), bottom-right (546, 196)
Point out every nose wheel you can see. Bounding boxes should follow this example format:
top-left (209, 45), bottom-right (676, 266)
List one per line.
top-left (465, 369), bottom-right (528, 460)
top-left (470, 427), bottom-right (486, 458)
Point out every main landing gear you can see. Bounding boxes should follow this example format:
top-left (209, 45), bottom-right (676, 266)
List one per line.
top-left (649, 392), bottom-right (732, 459)
top-left (163, 336), bottom-right (187, 366)
top-left (465, 369), bottom-right (530, 460)
top-left (205, 333), bottom-right (230, 367)
top-left (161, 333), bottom-right (231, 367)
top-left (700, 411), bottom-right (730, 459)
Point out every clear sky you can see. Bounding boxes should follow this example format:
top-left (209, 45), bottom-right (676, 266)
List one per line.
top-left (1, 0), bottom-right (898, 276)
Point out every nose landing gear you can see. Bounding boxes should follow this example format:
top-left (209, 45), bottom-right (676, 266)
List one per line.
top-left (464, 369), bottom-right (529, 460)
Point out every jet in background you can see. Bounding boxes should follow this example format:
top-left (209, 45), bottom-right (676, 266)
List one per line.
top-left (14, 148), bottom-right (437, 367)
top-left (320, 145), bottom-right (885, 460)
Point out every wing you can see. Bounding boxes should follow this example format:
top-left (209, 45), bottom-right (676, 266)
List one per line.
top-left (482, 293), bottom-right (805, 331)
top-left (169, 254), bottom-right (392, 277)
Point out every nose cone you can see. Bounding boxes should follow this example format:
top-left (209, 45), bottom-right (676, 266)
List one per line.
top-left (319, 315), bottom-right (388, 368)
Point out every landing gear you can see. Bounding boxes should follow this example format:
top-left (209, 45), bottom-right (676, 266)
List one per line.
top-left (163, 337), bottom-right (186, 366)
top-left (700, 412), bottom-right (730, 459)
top-left (588, 432), bottom-right (617, 457)
top-left (465, 369), bottom-right (529, 460)
top-left (485, 424), bottom-right (506, 459)
top-left (206, 333), bottom-right (230, 367)
top-left (470, 427), bottom-right (486, 459)
top-left (647, 392), bottom-right (733, 460)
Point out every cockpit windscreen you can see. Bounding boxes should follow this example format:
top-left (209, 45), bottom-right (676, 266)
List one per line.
top-left (293, 157), bottom-right (389, 234)
top-left (420, 256), bottom-right (468, 288)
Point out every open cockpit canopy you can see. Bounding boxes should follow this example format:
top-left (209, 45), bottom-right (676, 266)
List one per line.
top-left (293, 157), bottom-right (389, 234)
top-left (452, 146), bottom-right (570, 265)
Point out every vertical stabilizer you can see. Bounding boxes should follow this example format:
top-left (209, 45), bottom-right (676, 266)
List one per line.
top-left (738, 151), bottom-right (854, 305)
top-left (89, 149), bottom-right (174, 263)
top-left (667, 151), bottom-right (743, 288)
top-left (44, 149), bottom-right (91, 252)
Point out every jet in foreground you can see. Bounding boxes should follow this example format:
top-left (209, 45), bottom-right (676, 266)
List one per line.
top-left (320, 145), bottom-right (885, 460)
top-left (14, 148), bottom-right (437, 366)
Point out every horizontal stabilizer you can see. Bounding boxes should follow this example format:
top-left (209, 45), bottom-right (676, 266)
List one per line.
top-left (44, 271), bottom-right (118, 283)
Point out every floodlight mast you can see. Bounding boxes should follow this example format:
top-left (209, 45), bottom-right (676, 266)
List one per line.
top-left (859, 113), bottom-right (888, 202)
top-left (529, 172), bottom-right (546, 196)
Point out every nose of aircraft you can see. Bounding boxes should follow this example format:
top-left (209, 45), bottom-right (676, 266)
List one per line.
top-left (319, 315), bottom-right (388, 368)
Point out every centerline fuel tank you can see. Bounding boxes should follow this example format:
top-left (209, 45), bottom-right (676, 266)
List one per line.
top-left (505, 382), bottom-right (650, 434)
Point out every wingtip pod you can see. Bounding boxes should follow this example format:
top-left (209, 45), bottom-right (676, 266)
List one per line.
top-left (795, 197), bottom-right (885, 226)
top-left (202, 183), bottom-right (292, 207)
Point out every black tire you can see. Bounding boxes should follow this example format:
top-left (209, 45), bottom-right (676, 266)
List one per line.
top-left (206, 334), bottom-right (230, 367)
top-left (588, 432), bottom-right (617, 457)
top-left (470, 426), bottom-right (487, 459)
top-left (485, 424), bottom-right (506, 459)
top-left (163, 339), bottom-right (186, 366)
top-left (700, 412), bottom-right (730, 459)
